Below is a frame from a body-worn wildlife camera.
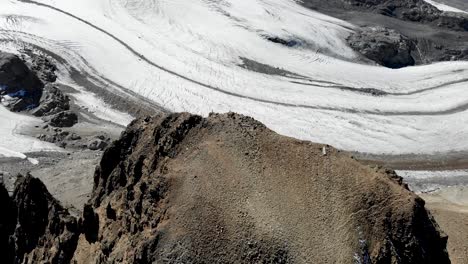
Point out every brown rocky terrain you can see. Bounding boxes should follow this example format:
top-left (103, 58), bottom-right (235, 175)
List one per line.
top-left (1, 112), bottom-right (452, 263)
top-left (421, 187), bottom-right (468, 264)
top-left (0, 175), bottom-right (79, 264)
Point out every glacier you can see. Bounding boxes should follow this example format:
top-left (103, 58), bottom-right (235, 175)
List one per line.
top-left (0, 0), bottom-right (467, 155)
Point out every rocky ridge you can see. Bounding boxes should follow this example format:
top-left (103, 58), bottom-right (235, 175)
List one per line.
top-left (0, 51), bottom-right (78, 127)
top-left (0, 175), bottom-right (79, 264)
top-left (1, 112), bottom-right (451, 263)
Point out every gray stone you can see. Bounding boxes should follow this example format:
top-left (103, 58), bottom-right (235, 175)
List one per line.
top-left (347, 26), bottom-right (416, 68)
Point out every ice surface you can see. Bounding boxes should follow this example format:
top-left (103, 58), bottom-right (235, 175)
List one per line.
top-left (0, 0), bottom-right (467, 155)
top-left (424, 0), bottom-right (468, 14)
top-left (0, 105), bottom-right (59, 160)
top-left (397, 170), bottom-right (468, 193)
top-left (396, 170), bottom-right (468, 180)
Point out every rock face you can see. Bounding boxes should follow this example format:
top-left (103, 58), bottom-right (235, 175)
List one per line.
top-left (27, 52), bottom-right (57, 83)
top-left (31, 84), bottom-right (70, 117)
top-left (347, 26), bottom-right (416, 68)
top-left (0, 183), bottom-right (15, 264)
top-left (0, 113), bottom-right (452, 263)
top-left (0, 176), bottom-right (79, 264)
top-left (0, 52), bottom-right (44, 111)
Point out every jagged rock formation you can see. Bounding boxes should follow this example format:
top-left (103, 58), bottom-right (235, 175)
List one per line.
top-left (0, 51), bottom-right (78, 128)
top-left (31, 84), bottom-right (70, 117)
top-left (0, 176), bottom-right (79, 264)
top-left (0, 182), bottom-right (15, 264)
top-left (26, 52), bottom-right (58, 83)
top-left (0, 113), bottom-right (452, 263)
top-left (0, 52), bottom-right (43, 111)
top-left (347, 26), bottom-right (416, 68)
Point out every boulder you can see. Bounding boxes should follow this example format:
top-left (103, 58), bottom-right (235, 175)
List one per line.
top-left (31, 84), bottom-right (70, 117)
top-left (87, 139), bottom-right (108, 151)
top-left (347, 26), bottom-right (416, 68)
top-left (44, 110), bottom-right (78, 128)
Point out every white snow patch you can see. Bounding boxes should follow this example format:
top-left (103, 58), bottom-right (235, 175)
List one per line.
top-left (0, 106), bottom-right (59, 159)
top-left (70, 89), bottom-right (134, 127)
top-left (27, 157), bottom-right (39, 165)
top-left (424, 0), bottom-right (468, 14)
top-left (396, 170), bottom-right (468, 180)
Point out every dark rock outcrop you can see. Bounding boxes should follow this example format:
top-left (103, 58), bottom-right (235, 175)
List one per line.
top-left (0, 52), bottom-right (44, 112)
top-left (44, 110), bottom-right (78, 128)
top-left (0, 184), bottom-right (15, 264)
top-left (26, 52), bottom-right (57, 83)
top-left (0, 175), bottom-right (79, 264)
top-left (31, 84), bottom-right (70, 117)
top-left (347, 26), bottom-right (416, 68)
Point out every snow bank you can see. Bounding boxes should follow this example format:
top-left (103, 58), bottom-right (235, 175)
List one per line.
top-left (0, 105), bottom-right (59, 161)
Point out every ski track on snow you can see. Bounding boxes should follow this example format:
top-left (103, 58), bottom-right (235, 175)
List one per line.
top-left (0, 0), bottom-right (467, 155)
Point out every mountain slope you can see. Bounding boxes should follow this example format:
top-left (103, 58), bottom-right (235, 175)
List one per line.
top-left (70, 112), bottom-right (449, 263)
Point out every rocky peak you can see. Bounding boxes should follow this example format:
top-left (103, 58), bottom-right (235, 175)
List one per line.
top-left (75, 112), bottom-right (449, 263)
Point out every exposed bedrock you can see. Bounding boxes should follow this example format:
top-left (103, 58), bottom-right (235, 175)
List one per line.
top-left (43, 110), bottom-right (78, 128)
top-left (0, 51), bottom-right (80, 129)
top-left (25, 51), bottom-right (58, 84)
top-left (0, 113), bottom-right (452, 263)
top-left (0, 52), bottom-right (43, 111)
top-left (347, 26), bottom-right (416, 68)
top-left (0, 175), bottom-right (79, 264)
top-left (31, 84), bottom-right (70, 117)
